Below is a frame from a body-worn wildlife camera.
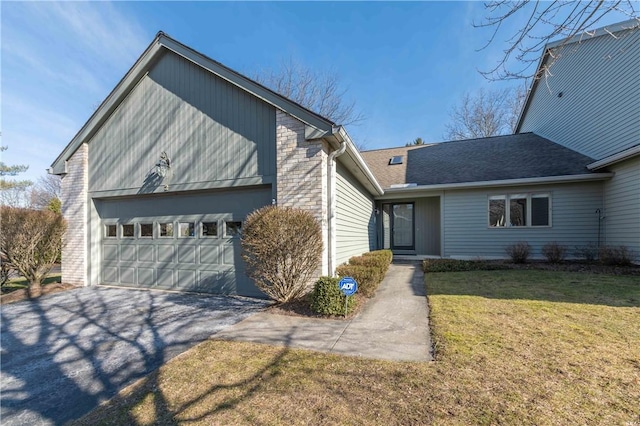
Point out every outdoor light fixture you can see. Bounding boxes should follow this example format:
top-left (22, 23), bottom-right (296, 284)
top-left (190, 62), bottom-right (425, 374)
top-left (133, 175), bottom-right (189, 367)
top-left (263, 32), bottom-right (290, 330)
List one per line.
top-left (155, 151), bottom-right (171, 177)
top-left (154, 151), bottom-right (172, 191)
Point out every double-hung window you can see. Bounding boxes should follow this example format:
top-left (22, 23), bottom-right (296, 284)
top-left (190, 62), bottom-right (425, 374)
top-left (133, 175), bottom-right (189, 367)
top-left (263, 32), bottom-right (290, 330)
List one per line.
top-left (489, 193), bottom-right (550, 227)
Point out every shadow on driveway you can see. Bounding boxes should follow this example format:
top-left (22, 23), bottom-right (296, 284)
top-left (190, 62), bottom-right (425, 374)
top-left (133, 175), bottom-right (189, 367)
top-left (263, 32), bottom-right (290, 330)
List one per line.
top-left (0, 287), bottom-right (267, 425)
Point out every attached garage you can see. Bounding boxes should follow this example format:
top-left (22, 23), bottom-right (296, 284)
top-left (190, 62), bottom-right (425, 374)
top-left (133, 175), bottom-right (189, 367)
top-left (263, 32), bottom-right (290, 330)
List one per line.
top-left (95, 187), bottom-right (271, 298)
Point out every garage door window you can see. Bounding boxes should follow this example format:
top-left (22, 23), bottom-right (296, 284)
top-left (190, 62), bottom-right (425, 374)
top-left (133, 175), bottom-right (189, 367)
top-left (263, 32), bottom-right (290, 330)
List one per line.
top-left (140, 223), bottom-right (153, 238)
top-left (159, 223), bottom-right (174, 238)
top-left (105, 224), bottom-right (117, 238)
top-left (201, 222), bottom-right (218, 237)
top-left (122, 224), bottom-right (135, 238)
top-left (179, 222), bottom-right (195, 238)
top-left (225, 221), bottom-right (242, 237)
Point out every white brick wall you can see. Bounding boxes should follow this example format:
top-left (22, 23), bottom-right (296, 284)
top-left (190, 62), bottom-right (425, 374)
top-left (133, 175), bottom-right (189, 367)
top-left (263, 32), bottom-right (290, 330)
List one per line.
top-left (61, 143), bottom-right (88, 286)
top-left (276, 110), bottom-right (329, 276)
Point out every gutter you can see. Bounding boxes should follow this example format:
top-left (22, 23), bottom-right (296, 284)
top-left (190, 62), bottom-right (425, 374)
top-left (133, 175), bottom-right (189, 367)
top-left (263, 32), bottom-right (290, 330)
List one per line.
top-left (377, 172), bottom-right (614, 199)
top-left (587, 145), bottom-right (640, 170)
top-left (326, 126), bottom-right (348, 276)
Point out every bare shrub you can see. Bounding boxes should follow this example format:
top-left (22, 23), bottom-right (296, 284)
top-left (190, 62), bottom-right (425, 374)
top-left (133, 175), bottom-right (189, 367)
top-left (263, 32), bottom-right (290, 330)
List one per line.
top-left (541, 242), bottom-right (567, 264)
top-left (574, 243), bottom-right (598, 262)
top-left (599, 246), bottom-right (636, 266)
top-left (241, 206), bottom-right (322, 303)
top-left (505, 241), bottom-right (531, 264)
top-left (0, 207), bottom-right (66, 297)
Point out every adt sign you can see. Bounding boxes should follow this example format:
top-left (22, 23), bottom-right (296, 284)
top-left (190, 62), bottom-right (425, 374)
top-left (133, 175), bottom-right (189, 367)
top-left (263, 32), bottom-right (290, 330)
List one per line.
top-left (338, 277), bottom-right (358, 296)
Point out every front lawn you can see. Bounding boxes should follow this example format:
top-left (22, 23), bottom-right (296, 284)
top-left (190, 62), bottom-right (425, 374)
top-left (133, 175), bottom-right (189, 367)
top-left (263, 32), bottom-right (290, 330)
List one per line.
top-left (73, 270), bottom-right (640, 425)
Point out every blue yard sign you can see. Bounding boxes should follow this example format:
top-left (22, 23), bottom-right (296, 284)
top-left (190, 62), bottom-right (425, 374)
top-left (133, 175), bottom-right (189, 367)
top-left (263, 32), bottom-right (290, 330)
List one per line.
top-left (338, 277), bottom-right (358, 296)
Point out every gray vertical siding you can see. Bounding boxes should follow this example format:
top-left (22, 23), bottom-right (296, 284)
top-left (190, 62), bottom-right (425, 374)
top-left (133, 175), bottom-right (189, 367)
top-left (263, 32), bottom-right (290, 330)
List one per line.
top-left (414, 197), bottom-right (441, 255)
top-left (443, 182), bottom-right (604, 258)
top-left (335, 162), bottom-right (375, 266)
top-left (519, 28), bottom-right (639, 160)
top-left (88, 51), bottom-right (276, 193)
top-left (379, 196), bottom-right (441, 256)
top-left (604, 158), bottom-right (640, 256)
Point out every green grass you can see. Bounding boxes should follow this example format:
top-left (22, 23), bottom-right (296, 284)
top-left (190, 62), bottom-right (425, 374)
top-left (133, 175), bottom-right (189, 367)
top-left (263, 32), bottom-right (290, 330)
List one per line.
top-left (72, 270), bottom-right (640, 425)
top-left (1, 274), bottom-right (62, 293)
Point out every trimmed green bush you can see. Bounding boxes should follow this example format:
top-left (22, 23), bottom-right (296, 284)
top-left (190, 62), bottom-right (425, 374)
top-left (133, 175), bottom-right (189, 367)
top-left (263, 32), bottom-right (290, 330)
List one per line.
top-left (422, 259), bottom-right (509, 273)
top-left (348, 254), bottom-right (390, 274)
top-left (309, 276), bottom-right (356, 316)
top-left (362, 249), bottom-right (393, 265)
top-left (336, 264), bottom-right (383, 298)
top-left (335, 250), bottom-right (393, 298)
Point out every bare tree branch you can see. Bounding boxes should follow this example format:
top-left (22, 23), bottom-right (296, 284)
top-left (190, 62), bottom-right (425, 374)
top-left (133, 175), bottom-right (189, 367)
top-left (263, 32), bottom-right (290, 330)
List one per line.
top-left (30, 174), bottom-right (62, 211)
top-left (476, 1), bottom-right (639, 80)
top-left (444, 86), bottom-right (527, 140)
top-left (255, 58), bottom-right (365, 126)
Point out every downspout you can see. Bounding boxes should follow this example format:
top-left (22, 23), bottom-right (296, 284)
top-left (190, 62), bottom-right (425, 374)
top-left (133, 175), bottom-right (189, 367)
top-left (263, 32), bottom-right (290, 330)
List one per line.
top-left (327, 128), bottom-right (347, 276)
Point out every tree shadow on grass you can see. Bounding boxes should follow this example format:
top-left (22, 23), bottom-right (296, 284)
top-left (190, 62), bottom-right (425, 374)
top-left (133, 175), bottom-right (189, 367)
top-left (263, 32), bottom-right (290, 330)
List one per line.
top-left (69, 324), bottom-right (411, 425)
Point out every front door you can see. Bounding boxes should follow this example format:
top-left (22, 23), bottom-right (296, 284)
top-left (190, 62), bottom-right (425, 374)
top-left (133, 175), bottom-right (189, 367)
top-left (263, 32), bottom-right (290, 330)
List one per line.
top-left (382, 203), bottom-right (415, 251)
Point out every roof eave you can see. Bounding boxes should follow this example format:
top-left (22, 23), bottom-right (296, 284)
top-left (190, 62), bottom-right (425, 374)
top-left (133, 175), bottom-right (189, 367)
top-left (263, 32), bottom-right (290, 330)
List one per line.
top-left (158, 34), bottom-right (335, 132)
top-left (334, 126), bottom-right (384, 196)
top-left (50, 35), bottom-right (165, 174)
top-left (51, 32), bottom-right (335, 174)
top-left (376, 172), bottom-right (613, 199)
top-left (587, 145), bottom-right (640, 170)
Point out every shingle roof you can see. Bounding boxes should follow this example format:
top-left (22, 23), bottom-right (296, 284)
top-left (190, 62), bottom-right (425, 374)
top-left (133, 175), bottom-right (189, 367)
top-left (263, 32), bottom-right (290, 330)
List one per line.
top-left (360, 133), bottom-right (597, 189)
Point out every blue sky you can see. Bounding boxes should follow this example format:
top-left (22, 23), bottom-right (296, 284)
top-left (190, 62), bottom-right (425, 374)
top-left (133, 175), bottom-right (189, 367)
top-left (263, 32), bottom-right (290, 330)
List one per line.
top-left (0, 1), bottom-right (629, 183)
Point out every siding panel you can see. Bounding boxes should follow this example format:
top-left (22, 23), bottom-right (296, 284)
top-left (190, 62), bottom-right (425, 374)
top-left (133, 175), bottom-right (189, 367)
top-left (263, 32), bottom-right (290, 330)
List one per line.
top-left (520, 28), bottom-right (639, 159)
top-left (443, 182), bottom-right (604, 258)
top-left (414, 197), bottom-right (441, 255)
top-left (89, 51), bottom-right (276, 193)
top-left (335, 163), bottom-right (375, 266)
top-left (604, 158), bottom-right (640, 256)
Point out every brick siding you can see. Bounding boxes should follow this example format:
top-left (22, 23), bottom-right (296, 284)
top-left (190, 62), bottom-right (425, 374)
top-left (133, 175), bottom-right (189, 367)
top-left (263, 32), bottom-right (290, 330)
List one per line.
top-left (275, 110), bottom-right (329, 275)
top-left (61, 143), bottom-right (88, 286)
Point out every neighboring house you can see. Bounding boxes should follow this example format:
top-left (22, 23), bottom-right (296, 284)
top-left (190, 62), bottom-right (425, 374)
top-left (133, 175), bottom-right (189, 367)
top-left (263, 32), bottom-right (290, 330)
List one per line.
top-left (516, 19), bottom-right (640, 256)
top-left (361, 19), bottom-right (638, 260)
top-left (52, 20), bottom-right (638, 298)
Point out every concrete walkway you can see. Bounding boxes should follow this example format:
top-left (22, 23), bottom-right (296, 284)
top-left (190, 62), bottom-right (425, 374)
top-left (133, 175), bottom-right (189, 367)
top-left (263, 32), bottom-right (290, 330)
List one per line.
top-left (215, 262), bottom-right (432, 362)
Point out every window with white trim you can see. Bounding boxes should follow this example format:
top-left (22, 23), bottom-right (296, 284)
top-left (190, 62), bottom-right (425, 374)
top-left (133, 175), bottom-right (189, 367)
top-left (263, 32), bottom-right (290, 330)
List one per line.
top-left (140, 223), bottom-right (153, 238)
top-left (489, 193), bottom-right (550, 227)
top-left (121, 224), bottom-right (135, 238)
top-left (105, 224), bottom-right (117, 238)
top-left (201, 222), bottom-right (218, 237)
top-left (225, 221), bottom-right (242, 237)
top-left (159, 222), bottom-right (174, 238)
top-left (179, 222), bottom-right (195, 238)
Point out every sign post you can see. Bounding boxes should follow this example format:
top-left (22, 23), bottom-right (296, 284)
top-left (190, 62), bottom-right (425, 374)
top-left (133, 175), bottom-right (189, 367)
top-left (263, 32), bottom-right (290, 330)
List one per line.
top-left (338, 277), bottom-right (358, 317)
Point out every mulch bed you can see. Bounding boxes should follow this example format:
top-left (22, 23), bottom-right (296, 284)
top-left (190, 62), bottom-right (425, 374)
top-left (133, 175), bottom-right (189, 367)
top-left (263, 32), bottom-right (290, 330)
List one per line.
top-left (268, 293), bottom-right (366, 319)
top-left (0, 283), bottom-right (79, 305)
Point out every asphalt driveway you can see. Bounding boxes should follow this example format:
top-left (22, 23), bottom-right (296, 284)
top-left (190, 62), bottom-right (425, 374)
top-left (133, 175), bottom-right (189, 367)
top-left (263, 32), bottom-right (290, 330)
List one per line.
top-left (0, 287), bottom-right (268, 425)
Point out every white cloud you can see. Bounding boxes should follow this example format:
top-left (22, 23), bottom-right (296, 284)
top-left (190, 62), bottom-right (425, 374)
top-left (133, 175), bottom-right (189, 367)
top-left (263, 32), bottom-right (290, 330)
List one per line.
top-left (1, 1), bottom-right (149, 182)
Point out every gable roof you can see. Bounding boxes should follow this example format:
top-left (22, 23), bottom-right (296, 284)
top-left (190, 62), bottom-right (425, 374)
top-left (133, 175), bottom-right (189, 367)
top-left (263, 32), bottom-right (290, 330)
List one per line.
top-left (361, 133), bottom-right (605, 190)
top-left (51, 32), bottom-right (337, 174)
top-left (516, 19), bottom-right (640, 133)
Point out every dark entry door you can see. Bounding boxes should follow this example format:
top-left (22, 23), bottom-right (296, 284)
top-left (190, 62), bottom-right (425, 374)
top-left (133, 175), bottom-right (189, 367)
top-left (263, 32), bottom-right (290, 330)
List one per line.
top-left (391, 203), bottom-right (415, 250)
